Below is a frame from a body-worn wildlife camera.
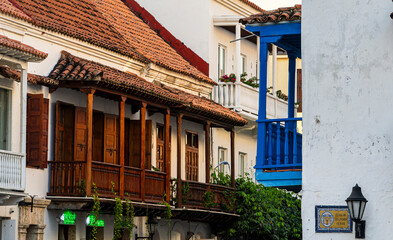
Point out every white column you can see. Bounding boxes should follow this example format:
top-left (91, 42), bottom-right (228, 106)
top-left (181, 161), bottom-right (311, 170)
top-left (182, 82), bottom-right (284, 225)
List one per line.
top-left (20, 68), bottom-right (27, 190)
top-left (272, 45), bottom-right (277, 96)
top-left (235, 23), bottom-right (241, 108)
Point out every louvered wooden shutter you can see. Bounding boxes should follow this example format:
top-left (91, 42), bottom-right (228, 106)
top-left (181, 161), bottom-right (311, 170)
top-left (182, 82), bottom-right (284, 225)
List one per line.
top-left (128, 120), bottom-right (152, 169)
top-left (27, 94), bottom-right (48, 168)
top-left (104, 114), bottom-right (118, 164)
top-left (74, 107), bottom-right (87, 162)
top-left (297, 69), bottom-right (302, 112)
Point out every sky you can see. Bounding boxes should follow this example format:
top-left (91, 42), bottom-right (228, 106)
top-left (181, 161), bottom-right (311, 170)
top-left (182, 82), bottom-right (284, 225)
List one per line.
top-left (249, 0), bottom-right (302, 10)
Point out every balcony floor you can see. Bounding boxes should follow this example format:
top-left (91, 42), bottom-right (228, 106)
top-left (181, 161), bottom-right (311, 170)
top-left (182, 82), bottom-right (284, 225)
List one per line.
top-left (255, 169), bottom-right (301, 192)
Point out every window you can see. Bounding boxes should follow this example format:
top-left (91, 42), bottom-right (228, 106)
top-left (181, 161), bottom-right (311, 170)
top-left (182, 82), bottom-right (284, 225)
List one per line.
top-left (185, 131), bottom-right (198, 181)
top-left (241, 54), bottom-right (247, 74)
top-left (218, 147), bottom-right (228, 175)
top-left (239, 152), bottom-right (247, 177)
top-left (0, 88), bottom-right (10, 150)
top-left (156, 124), bottom-right (171, 172)
top-left (218, 44), bottom-right (226, 78)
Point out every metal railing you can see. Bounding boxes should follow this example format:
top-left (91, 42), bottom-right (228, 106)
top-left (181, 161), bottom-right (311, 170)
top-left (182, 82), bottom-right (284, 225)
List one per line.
top-left (0, 150), bottom-right (24, 191)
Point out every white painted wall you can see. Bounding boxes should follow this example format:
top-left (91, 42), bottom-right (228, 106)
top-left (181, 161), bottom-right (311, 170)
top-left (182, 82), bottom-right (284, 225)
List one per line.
top-left (302, 1), bottom-right (393, 239)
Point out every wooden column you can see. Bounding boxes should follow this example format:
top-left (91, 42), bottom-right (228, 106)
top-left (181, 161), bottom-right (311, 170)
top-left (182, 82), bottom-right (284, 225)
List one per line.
top-left (231, 128), bottom-right (235, 188)
top-left (205, 122), bottom-right (211, 184)
top-left (119, 96), bottom-right (126, 198)
top-left (82, 89), bottom-right (95, 196)
top-left (176, 114), bottom-right (183, 207)
top-left (164, 109), bottom-right (171, 202)
top-left (140, 103), bottom-right (147, 201)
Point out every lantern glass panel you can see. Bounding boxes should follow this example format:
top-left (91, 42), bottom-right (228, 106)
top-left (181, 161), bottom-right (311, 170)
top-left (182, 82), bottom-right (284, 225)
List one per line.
top-left (352, 200), bottom-right (360, 219)
top-left (359, 201), bottom-right (367, 220)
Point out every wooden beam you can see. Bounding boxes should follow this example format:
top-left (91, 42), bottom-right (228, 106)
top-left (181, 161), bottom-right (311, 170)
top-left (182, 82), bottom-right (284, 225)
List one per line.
top-left (205, 121), bottom-right (211, 184)
top-left (164, 109), bottom-right (171, 202)
top-left (81, 88), bottom-right (95, 196)
top-left (231, 128), bottom-right (235, 188)
top-left (140, 102), bottom-right (147, 201)
top-left (176, 114), bottom-right (183, 208)
top-left (119, 96), bottom-right (126, 198)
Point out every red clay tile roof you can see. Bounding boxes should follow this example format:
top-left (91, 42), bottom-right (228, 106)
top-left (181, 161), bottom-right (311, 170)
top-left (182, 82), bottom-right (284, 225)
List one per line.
top-left (240, 0), bottom-right (265, 12)
top-left (7, 0), bottom-right (148, 63)
top-left (0, 0), bottom-right (31, 21)
top-left (0, 34), bottom-right (48, 59)
top-left (240, 5), bottom-right (301, 25)
top-left (0, 65), bottom-right (57, 86)
top-left (160, 85), bottom-right (248, 126)
top-left (0, 0), bottom-right (213, 85)
top-left (49, 51), bottom-right (246, 126)
top-left (91, 0), bottom-right (214, 85)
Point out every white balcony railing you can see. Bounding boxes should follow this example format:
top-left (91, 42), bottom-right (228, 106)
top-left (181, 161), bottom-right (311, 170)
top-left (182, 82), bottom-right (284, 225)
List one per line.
top-left (0, 150), bottom-right (24, 191)
top-left (213, 82), bottom-right (289, 120)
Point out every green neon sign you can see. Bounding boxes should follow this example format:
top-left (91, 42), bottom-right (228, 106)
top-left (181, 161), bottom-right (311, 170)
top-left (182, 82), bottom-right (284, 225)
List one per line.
top-left (86, 215), bottom-right (105, 227)
top-left (60, 210), bottom-right (76, 225)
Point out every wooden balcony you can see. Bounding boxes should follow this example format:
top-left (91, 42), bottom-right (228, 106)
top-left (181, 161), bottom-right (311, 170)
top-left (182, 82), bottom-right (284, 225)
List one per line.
top-left (213, 82), bottom-right (288, 120)
top-left (171, 180), bottom-right (236, 213)
top-left (0, 150), bottom-right (24, 191)
top-left (49, 161), bottom-right (166, 203)
top-left (255, 118), bottom-right (302, 190)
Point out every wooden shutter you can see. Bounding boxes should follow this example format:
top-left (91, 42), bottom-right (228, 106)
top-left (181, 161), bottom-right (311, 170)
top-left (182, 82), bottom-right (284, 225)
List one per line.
top-left (55, 102), bottom-right (64, 162)
top-left (41, 98), bottom-right (49, 168)
top-left (93, 111), bottom-right (104, 162)
top-left (104, 114), bottom-right (118, 164)
top-left (145, 120), bottom-right (152, 170)
top-left (74, 107), bottom-right (87, 162)
top-left (128, 120), bottom-right (152, 169)
top-left (27, 94), bottom-right (44, 168)
top-left (297, 69), bottom-right (302, 112)
top-left (185, 132), bottom-right (198, 181)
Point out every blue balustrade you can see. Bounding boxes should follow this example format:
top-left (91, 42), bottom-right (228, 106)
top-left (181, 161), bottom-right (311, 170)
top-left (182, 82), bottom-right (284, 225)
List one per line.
top-left (257, 118), bottom-right (302, 170)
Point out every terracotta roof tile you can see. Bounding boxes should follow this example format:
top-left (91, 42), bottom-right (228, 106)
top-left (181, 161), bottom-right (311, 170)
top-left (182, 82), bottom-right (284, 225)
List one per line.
top-left (0, 0), bottom-right (31, 21)
top-left (0, 34), bottom-right (48, 59)
top-left (10, 0), bottom-right (147, 63)
top-left (0, 65), bottom-right (57, 86)
top-left (240, 4), bottom-right (301, 25)
top-left (91, 0), bottom-right (214, 85)
top-left (49, 51), bottom-right (246, 126)
top-left (239, 0), bottom-right (264, 12)
top-left (160, 85), bottom-right (248, 126)
top-left (1, 0), bottom-right (213, 84)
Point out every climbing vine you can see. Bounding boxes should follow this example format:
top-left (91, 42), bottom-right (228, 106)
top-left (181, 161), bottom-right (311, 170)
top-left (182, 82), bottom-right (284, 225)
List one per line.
top-left (202, 190), bottom-right (218, 209)
top-left (124, 196), bottom-right (135, 239)
top-left (111, 182), bottom-right (123, 240)
top-left (91, 183), bottom-right (100, 240)
top-left (182, 181), bottom-right (191, 204)
top-left (162, 195), bottom-right (172, 237)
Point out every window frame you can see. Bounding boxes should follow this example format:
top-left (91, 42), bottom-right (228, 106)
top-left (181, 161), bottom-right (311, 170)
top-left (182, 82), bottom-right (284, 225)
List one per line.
top-left (218, 44), bottom-right (227, 78)
top-left (241, 54), bottom-right (247, 75)
top-left (218, 147), bottom-right (228, 175)
top-left (0, 87), bottom-right (11, 151)
top-left (238, 152), bottom-right (247, 177)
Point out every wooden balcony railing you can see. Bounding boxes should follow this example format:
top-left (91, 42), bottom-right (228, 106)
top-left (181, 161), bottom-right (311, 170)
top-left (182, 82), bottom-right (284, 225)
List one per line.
top-left (0, 150), bottom-right (24, 191)
top-left (49, 161), bottom-right (167, 203)
top-left (257, 118), bottom-right (302, 170)
top-left (171, 179), bottom-right (236, 213)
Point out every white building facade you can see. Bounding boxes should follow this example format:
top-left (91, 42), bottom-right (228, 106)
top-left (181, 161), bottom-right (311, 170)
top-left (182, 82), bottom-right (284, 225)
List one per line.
top-left (302, 0), bottom-right (393, 239)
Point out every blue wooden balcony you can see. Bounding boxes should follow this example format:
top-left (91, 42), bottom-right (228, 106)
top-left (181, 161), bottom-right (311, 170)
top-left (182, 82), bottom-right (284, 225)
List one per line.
top-left (243, 17), bottom-right (302, 190)
top-left (255, 118), bottom-right (302, 189)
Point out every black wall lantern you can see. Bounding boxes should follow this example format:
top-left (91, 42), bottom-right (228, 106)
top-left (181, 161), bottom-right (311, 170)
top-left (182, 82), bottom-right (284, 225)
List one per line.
top-left (346, 184), bottom-right (367, 239)
top-left (135, 217), bottom-right (158, 240)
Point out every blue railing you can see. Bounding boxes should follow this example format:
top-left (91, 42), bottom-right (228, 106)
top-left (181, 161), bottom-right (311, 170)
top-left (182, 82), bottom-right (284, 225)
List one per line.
top-left (257, 118), bottom-right (302, 170)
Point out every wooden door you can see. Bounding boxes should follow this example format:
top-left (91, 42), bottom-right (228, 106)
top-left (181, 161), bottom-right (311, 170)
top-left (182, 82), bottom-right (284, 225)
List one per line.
top-left (104, 114), bottom-right (118, 164)
top-left (185, 132), bottom-right (198, 181)
top-left (128, 120), bottom-right (152, 169)
top-left (156, 124), bottom-right (171, 172)
top-left (93, 111), bottom-right (104, 162)
top-left (74, 107), bottom-right (87, 162)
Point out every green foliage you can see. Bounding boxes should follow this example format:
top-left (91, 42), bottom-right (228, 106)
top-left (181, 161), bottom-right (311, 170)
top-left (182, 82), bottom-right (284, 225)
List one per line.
top-left (91, 183), bottom-right (100, 240)
top-left (162, 195), bottom-right (172, 237)
top-left (202, 190), bottom-right (218, 209)
top-left (124, 197), bottom-right (135, 239)
top-left (220, 190), bottom-right (236, 212)
top-left (219, 176), bottom-right (302, 240)
top-left (182, 181), bottom-right (191, 204)
top-left (210, 170), bottom-right (231, 187)
top-left (111, 182), bottom-right (123, 240)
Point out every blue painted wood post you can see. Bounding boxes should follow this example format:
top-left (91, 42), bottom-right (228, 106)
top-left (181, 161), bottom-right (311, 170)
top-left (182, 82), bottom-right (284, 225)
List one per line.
top-left (287, 52), bottom-right (297, 120)
top-left (276, 121), bottom-right (281, 164)
top-left (267, 123), bottom-right (272, 165)
top-left (255, 40), bottom-right (269, 169)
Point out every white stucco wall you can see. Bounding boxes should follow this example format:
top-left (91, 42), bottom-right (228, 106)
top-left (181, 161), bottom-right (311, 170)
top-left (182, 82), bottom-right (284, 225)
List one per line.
top-left (302, 1), bottom-right (393, 239)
